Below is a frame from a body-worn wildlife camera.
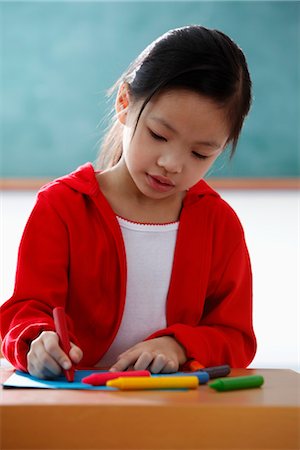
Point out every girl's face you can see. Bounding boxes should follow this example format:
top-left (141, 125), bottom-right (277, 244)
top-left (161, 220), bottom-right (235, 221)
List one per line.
top-left (119, 88), bottom-right (230, 200)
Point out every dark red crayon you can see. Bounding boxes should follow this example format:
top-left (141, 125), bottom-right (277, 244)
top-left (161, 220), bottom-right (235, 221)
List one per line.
top-left (82, 370), bottom-right (151, 386)
top-left (53, 307), bottom-right (75, 382)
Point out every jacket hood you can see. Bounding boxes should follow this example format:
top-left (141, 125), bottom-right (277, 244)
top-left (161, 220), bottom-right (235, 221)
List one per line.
top-left (54, 163), bottom-right (100, 196)
top-left (53, 162), bottom-right (220, 204)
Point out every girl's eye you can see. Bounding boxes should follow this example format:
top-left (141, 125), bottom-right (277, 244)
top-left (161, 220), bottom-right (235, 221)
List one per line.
top-left (192, 151), bottom-right (208, 160)
top-left (149, 129), bottom-right (167, 142)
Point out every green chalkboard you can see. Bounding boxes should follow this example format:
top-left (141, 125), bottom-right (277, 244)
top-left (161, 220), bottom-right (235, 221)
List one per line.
top-left (1, 1), bottom-right (299, 179)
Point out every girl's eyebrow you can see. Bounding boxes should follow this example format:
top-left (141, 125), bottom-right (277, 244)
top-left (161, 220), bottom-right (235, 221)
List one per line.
top-left (149, 116), bottom-right (221, 149)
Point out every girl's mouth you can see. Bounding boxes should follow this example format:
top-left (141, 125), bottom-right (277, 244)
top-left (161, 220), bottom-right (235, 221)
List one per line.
top-left (147, 174), bottom-right (175, 192)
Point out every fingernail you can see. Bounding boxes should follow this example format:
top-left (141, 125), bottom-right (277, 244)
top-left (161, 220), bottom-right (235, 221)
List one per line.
top-left (62, 361), bottom-right (71, 370)
top-left (72, 355), bottom-right (80, 364)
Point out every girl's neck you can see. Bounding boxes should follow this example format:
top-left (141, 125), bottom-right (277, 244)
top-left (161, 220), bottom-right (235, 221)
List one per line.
top-left (97, 165), bottom-right (185, 224)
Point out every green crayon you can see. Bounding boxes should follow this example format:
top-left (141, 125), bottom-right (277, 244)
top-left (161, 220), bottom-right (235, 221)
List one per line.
top-left (209, 375), bottom-right (264, 392)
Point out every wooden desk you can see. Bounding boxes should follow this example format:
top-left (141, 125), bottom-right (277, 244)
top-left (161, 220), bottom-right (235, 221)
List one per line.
top-left (1, 367), bottom-right (299, 449)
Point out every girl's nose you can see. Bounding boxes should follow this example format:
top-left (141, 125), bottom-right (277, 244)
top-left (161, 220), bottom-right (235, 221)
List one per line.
top-left (156, 151), bottom-right (183, 174)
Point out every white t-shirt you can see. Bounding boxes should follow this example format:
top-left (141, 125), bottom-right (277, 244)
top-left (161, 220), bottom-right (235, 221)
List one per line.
top-left (97, 216), bottom-right (179, 367)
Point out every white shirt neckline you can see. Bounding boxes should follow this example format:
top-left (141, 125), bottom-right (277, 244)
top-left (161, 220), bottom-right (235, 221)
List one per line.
top-left (117, 215), bottom-right (179, 232)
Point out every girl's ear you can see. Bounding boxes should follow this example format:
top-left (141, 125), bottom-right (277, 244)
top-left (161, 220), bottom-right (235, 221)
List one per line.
top-left (115, 83), bottom-right (130, 125)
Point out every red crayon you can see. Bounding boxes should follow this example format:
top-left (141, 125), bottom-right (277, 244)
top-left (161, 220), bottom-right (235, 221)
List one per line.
top-left (188, 360), bottom-right (205, 371)
top-left (182, 360), bottom-right (205, 372)
top-left (82, 370), bottom-right (151, 386)
top-left (53, 307), bottom-right (75, 382)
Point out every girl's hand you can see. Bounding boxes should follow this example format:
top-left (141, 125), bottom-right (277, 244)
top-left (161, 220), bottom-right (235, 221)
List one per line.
top-left (109, 336), bottom-right (187, 374)
top-left (27, 331), bottom-right (83, 379)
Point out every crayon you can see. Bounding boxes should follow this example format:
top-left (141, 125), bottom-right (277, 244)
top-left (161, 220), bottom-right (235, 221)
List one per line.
top-left (107, 376), bottom-right (199, 390)
top-left (188, 360), bottom-right (205, 371)
top-left (201, 365), bottom-right (231, 379)
top-left (169, 371), bottom-right (209, 384)
top-left (82, 370), bottom-right (151, 386)
top-left (181, 361), bottom-right (231, 379)
top-left (182, 360), bottom-right (205, 371)
top-left (53, 307), bottom-right (74, 382)
top-left (209, 375), bottom-right (264, 392)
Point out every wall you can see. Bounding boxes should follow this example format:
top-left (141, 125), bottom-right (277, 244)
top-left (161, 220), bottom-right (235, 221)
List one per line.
top-left (1, 1), bottom-right (299, 179)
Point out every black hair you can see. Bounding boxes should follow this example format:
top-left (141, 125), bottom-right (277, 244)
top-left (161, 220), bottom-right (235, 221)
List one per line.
top-left (97, 25), bottom-right (252, 168)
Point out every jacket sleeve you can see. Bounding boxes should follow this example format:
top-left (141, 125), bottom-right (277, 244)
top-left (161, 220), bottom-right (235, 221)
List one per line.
top-left (0, 192), bottom-right (76, 372)
top-left (146, 204), bottom-right (257, 368)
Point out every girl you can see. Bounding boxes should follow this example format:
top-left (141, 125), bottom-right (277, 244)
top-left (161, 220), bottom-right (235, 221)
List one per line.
top-left (1, 25), bottom-right (256, 379)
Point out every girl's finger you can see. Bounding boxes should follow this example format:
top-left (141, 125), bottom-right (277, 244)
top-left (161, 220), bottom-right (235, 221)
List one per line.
top-left (110, 350), bottom-right (152, 372)
top-left (110, 351), bottom-right (139, 372)
top-left (28, 352), bottom-right (61, 379)
top-left (149, 353), bottom-right (167, 374)
top-left (133, 352), bottom-right (153, 371)
top-left (69, 343), bottom-right (83, 364)
top-left (34, 342), bottom-right (64, 375)
top-left (42, 333), bottom-right (72, 370)
top-left (161, 359), bottom-right (178, 374)
top-left (34, 362), bottom-right (61, 379)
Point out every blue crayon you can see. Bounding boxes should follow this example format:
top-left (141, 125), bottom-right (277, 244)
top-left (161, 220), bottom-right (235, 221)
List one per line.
top-left (167, 370), bottom-right (209, 384)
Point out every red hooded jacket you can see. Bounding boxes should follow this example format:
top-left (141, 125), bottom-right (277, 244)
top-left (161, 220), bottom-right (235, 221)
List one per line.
top-left (0, 163), bottom-right (256, 371)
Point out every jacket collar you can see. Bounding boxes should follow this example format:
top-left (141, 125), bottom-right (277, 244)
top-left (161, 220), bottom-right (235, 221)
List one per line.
top-left (56, 162), bottom-right (220, 205)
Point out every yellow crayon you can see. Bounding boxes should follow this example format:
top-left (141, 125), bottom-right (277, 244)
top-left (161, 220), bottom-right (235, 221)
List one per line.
top-left (107, 376), bottom-right (199, 390)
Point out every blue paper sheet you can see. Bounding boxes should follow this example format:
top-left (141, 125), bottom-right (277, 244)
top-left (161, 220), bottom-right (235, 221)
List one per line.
top-left (2, 370), bottom-right (198, 390)
top-left (2, 370), bottom-right (116, 390)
